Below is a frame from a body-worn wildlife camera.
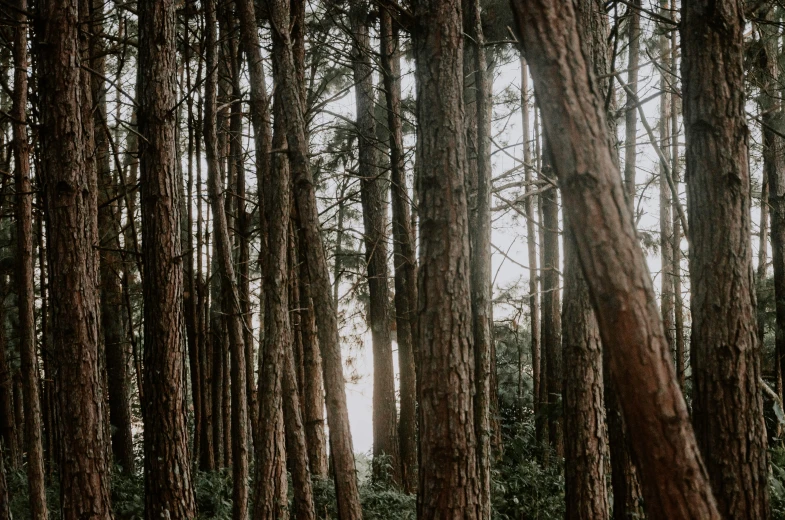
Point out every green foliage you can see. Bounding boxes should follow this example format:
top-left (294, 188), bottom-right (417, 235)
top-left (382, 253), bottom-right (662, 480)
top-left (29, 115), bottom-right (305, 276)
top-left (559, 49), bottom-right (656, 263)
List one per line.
top-left (770, 446), bottom-right (785, 519)
top-left (312, 477), bottom-right (415, 520)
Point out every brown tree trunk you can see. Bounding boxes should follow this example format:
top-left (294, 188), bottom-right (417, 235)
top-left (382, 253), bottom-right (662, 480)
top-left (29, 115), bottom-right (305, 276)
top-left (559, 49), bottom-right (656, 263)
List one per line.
top-left (91, 0), bottom-right (134, 477)
top-left (37, 0), bottom-right (113, 515)
top-left (0, 278), bottom-right (19, 471)
top-left (204, 0), bottom-right (249, 515)
top-left (623, 0), bottom-right (640, 212)
top-left (682, 1), bottom-right (770, 518)
top-left (14, 0), bottom-right (49, 515)
top-left (296, 222), bottom-right (330, 479)
top-left (413, 0), bottom-right (482, 517)
top-left (512, 0), bottom-right (721, 516)
top-left (268, 0), bottom-right (364, 517)
top-left (138, 0), bottom-right (197, 513)
top-left (350, 4), bottom-right (400, 486)
top-left (563, 1), bottom-right (610, 517)
top-left (380, 7), bottom-right (418, 493)
top-left (464, 0), bottom-right (493, 513)
top-left (541, 137), bottom-right (562, 460)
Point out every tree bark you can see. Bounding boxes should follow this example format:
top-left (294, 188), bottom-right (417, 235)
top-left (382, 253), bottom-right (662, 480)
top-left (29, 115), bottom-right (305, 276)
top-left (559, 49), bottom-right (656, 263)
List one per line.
top-left (204, 0), bottom-right (249, 515)
top-left (512, 0), bottom-right (721, 516)
top-left (682, 1), bottom-right (770, 518)
top-left (268, 0), bottom-right (364, 517)
top-left (350, 4), bottom-right (400, 486)
top-left (380, 7), bottom-right (418, 493)
top-left (14, 0), bottom-right (50, 515)
top-left (36, 0), bottom-right (113, 515)
top-left (413, 0), bottom-right (482, 517)
top-left (138, 0), bottom-right (197, 513)
top-left (623, 0), bottom-right (640, 212)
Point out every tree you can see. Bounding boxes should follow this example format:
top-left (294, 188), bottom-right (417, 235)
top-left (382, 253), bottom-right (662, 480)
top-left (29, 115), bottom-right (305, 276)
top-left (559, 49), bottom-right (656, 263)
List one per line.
top-left (268, 0), bottom-right (364, 517)
top-left (36, 0), bottom-right (113, 515)
top-left (511, 0), bottom-right (721, 516)
top-left (350, 4), bottom-right (400, 485)
top-left (137, 0), bottom-right (197, 513)
top-left (413, 0), bottom-right (482, 517)
top-left (14, 0), bottom-right (48, 514)
top-left (681, 0), bottom-right (770, 517)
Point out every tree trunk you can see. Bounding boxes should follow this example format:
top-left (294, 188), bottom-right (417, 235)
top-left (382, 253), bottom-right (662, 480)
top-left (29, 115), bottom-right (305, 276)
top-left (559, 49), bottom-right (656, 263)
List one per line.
top-left (14, 0), bottom-right (50, 515)
top-left (138, 0), bottom-right (197, 513)
top-left (36, 0), bottom-right (113, 515)
top-left (623, 0), bottom-right (640, 212)
top-left (380, 7), bottom-right (418, 493)
top-left (464, 0), bottom-right (493, 514)
top-left (268, 0), bottom-right (364, 517)
top-left (92, 0), bottom-right (134, 477)
top-left (512, 0), bottom-right (721, 516)
top-left (520, 56), bottom-right (541, 436)
top-left (350, 4), bottom-right (400, 486)
top-left (413, 0), bottom-right (482, 517)
top-left (204, 0), bottom-right (249, 515)
top-left (682, 1), bottom-right (770, 518)
top-left (0, 278), bottom-right (19, 471)
top-left (563, 1), bottom-right (610, 517)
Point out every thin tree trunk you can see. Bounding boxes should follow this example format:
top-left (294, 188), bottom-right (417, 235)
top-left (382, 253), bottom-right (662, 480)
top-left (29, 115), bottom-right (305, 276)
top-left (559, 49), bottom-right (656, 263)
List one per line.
top-left (0, 278), bottom-right (18, 471)
top-left (520, 56), bottom-right (541, 436)
top-left (14, 0), bottom-right (49, 512)
top-left (380, 7), bottom-right (418, 493)
top-left (268, 0), bottom-right (364, 517)
top-left (464, 0), bottom-right (493, 513)
top-left (624, 0), bottom-right (640, 212)
top-left (204, 0), bottom-right (249, 515)
top-left (138, 0), bottom-right (197, 513)
top-left (512, 0), bottom-right (721, 516)
top-left (682, 1), bottom-right (770, 517)
top-left (350, 4), bottom-right (400, 486)
top-left (671, 33), bottom-right (685, 394)
top-left (413, 0), bottom-right (482, 516)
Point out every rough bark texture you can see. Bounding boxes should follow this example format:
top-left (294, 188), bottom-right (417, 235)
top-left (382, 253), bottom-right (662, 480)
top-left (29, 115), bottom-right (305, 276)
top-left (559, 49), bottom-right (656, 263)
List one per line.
top-left (36, 0), bottom-right (113, 515)
top-left (204, 0), bottom-right (249, 516)
top-left (268, 0), bottom-right (363, 517)
top-left (511, 0), bottom-right (721, 516)
top-left (414, 0), bottom-right (482, 517)
top-left (681, 1), bottom-right (770, 518)
top-left (138, 0), bottom-right (196, 513)
top-left (541, 137), bottom-right (562, 459)
top-left (15, 0), bottom-right (49, 514)
top-left (380, 7), bottom-right (418, 493)
top-left (92, 0), bottom-right (134, 477)
top-left (464, 0), bottom-right (493, 514)
top-left (351, 5), bottom-right (400, 486)
top-left (562, 2), bottom-right (609, 517)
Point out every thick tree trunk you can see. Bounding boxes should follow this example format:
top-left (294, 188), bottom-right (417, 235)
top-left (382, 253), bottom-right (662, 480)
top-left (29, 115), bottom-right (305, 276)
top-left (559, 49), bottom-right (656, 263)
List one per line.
top-left (268, 0), bottom-right (364, 517)
top-left (380, 8), bottom-right (418, 493)
top-left (413, 0), bottom-right (482, 517)
top-left (204, 0), bottom-right (249, 515)
top-left (138, 0), bottom-right (197, 514)
top-left (563, 2), bottom-right (610, 517)
top-left (351, 5), bottom-right (400, 486)
top-left (681, 1), bottom-right (770, 518)
top-left (37, 0), bottom-right (113, 515)
top-left (512, 0), bottom-right (721, 516)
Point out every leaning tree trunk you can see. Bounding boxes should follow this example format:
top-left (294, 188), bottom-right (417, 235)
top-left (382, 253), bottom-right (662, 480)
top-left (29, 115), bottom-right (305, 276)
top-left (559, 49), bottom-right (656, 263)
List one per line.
top-left (13, 0), bottom-right (48, 512)
top-left (511, 0), bottom-right (721, 516)
top-left (682, 1), bottom-right (770, 518)
top-left (36, 0), bottom-right (113, 516)
top-left (138, 0), bottom-right (197, 514)
top-left (204, 0), bottom-right (249, 516)
top-left (350, 4), bottom-right (400, 486)
top-left (268, 0), bottom-right (364, 517)
top-left (413, 0), bottom-right (482, 517)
